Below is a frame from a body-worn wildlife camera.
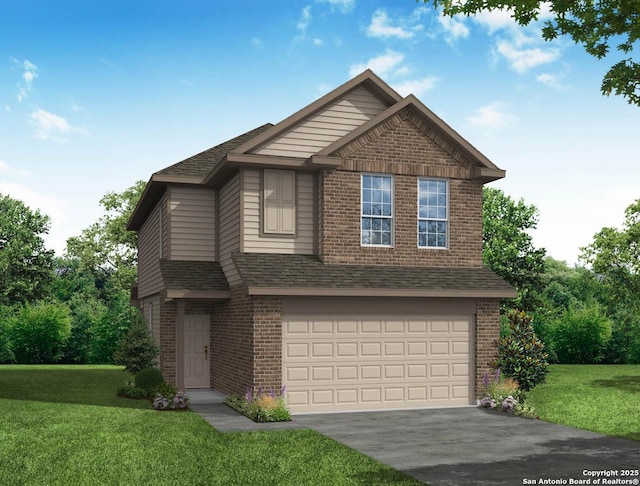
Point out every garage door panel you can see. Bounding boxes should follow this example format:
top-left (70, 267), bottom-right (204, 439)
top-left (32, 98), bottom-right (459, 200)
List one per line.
top-left (283, 314), bottom-right (473, 413)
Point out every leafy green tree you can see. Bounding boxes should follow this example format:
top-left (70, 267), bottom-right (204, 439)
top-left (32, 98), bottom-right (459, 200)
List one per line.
top-left (552, 303), bottom-right (612, 364)
top-left (8, 301), bottom-right (72, 363)
top-left (66, 180), bottom-right (145, 293)
top-left (0, 194), bottom-right (54, 306)
top-left (114, 313), bottom-right (159, 375)
top-left (422, 1), bottom-right (640, 105)
top-left (0, 306), bottom-right (15, 363)
top-left (493, 310), bottom-right (549, 392)
top-left (90, 290), bottom-right (134, 364)
top-left (483, 188), bottom-right (547, 312)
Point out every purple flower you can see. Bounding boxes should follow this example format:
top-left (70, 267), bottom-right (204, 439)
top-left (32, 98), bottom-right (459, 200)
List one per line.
top-left (270, 388), bottom-right (275, 399)
top-left (482, 372), bottom-right (490, 389)
top-left (245, 388), bottom-right (252, 403)
top-left (280, 384), bottom-right (287, 397)
top-left (494, 368), bottom-right (500, 384)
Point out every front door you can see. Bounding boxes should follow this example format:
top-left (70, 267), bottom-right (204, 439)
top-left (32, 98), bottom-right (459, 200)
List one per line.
top-left (184, 314), bottom-right (210, 388)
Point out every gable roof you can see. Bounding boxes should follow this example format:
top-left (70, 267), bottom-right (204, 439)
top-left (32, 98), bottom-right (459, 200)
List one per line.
top-left (231, 70), bottom-right (403, 155)
top-left (158, 123), bottom-right (274, 179)
top-left (232, 252), bottom-right (516, 298)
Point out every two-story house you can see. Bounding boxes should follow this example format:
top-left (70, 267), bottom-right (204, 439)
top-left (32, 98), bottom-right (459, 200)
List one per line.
top-left (127, 70), bottom-right (515, 413)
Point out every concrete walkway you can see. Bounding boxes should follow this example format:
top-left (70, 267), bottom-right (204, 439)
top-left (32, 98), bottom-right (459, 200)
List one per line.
top-left (187, 388), bottom-right (304, 432)
top-left (188, 390), bottom-right (640, 485)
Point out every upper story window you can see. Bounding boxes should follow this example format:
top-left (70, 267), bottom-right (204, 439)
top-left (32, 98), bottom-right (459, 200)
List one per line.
top-left (418, 178), bottom-right (448, 248)
top-left (361, 174), bottom-right (393, 247)
top-left (263, 169), bottom-right (296, 235)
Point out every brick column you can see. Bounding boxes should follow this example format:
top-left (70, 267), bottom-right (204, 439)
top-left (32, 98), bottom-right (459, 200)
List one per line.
top-left (159, 292), bottom-right (178, 386)
top-left (252, 296), bottom-right (283, 392)
top-left (475, 299), bottom-right (501, 400)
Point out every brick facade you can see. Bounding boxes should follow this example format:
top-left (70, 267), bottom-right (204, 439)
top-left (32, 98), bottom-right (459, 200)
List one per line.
top-left (320, 108), bottom-right (484, 267)
top-left (475, 299), bottom-right (501, 399)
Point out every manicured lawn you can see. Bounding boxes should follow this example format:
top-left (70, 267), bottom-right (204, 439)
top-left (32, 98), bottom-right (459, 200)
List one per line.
top-left (0, 365), bottom-right (421, 486)
top-left (527, 364), bottom-right (640, 441)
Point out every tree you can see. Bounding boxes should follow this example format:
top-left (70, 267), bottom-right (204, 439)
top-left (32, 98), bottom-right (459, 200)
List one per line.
top-left (66, 180), bottom-right (145, 293)
top-left (483, 188), bottom-right (547, 312)
top-left (493, 310), bottom-right (549, 391)
top-left (0, 194), bottom-right (54, 306)
top-left (422, 1), bottom-right (640, 106)
top-left (552, 303), bottom-right (612, 364)
top-left (113, 313), bottom-right (159, 375)
top-left (8, 301), bottom-right (72, 364)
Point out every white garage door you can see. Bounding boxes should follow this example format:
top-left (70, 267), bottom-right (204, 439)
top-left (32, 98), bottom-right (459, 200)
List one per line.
top-left (282, 314), bottom-right (473, 413)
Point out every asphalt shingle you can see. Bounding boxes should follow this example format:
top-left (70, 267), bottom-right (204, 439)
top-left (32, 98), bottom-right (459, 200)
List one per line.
top-left (157, 123), bottom-right (273, 179)
top-left (232, 252), bottom-right (514, 294)
top-left (160, 260), bottom-right (229, 292)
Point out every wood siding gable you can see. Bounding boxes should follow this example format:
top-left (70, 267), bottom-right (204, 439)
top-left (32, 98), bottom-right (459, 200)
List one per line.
top-left (254, 86), bottom-right (389, 158)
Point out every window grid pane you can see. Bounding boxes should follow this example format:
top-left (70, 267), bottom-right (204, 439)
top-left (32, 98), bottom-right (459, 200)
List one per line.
top-left (362, 175), bottom-right (393, 246)
top-left (418, 178), bottom-right (447, 248)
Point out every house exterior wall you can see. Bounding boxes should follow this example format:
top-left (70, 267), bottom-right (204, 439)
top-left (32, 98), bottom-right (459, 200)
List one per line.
top-left (254, 86), bottom-right (390, 158)
top-left (475, 299), bottom-right (500, 399)
top-left (219, 174), bottom-right (241, 285)
top-left (168, 186), bottom-right (216, 261)
top-left (242, 169), bottom-right (314, 254)
top-left (137, 193), bottom-right (165, 298)
top-left (319, 109), bottom-right (483, 267)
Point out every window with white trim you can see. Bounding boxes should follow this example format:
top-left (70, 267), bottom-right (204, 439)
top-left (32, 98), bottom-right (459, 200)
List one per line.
top-left (263, 169), bottom-right (296, 235)
top-left (418, 178), bottom-right (448, 248)
top-left (361, 174), bottom-right (393, 246)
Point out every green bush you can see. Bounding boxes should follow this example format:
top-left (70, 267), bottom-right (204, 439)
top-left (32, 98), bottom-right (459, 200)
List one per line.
top-left (552, 304), bottom-right (611, 364)
top-left (116, 382), bottom-right (148, 399)
top-left (8, 301), bottom-right (71, 363)
top-left (493, 310), bottom-right (549, 392)
top-left (0, 306), bottom-right (15, 363)
top-left (113, 312), bottom-right (158, 374)
top-left (135, 368), bottom-right (164, 395)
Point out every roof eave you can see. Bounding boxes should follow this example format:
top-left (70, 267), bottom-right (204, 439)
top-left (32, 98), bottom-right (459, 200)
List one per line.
top-left (245, 286), bottom-right (517, 298)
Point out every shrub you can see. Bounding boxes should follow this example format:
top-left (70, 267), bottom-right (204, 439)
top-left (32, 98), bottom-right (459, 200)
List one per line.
top-left (552, 303), bottom-right (611, 364)
top-left (117, 382), bottom-right (148, 399)
top-left (8, 301), bottom-right (71, 363)
top-left (493, 310), bottom-right (549, 392)
top-left (135, 368), bottom-right (164, 395)
top-left (0, 307), bottom-right (15, 363)
top-left (224, 386), bottom-right (291, 422)
top-left (113, 312), bottom-right (159, 374)
top-left (479, 370), bottom-right (537, 418)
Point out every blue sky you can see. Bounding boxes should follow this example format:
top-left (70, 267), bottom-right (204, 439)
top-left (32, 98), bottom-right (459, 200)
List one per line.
top-left (1, 0), bottom-right (638, 264)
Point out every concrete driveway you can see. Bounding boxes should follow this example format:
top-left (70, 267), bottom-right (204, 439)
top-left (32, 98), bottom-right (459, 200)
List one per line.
top-left (295, 407), bottom-right (640, 486)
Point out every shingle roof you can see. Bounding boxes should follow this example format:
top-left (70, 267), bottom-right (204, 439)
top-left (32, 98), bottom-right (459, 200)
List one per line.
top-left (157, 123), bottom-right (274, 179)
top-left (160, 260), bottom-right (229, 292)
top-left (232, 252), bottom-right (515, 297)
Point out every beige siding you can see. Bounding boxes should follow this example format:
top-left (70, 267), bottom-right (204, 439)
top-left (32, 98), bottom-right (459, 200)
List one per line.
top-left (219, 173), bottom-right (241, 285)
top-left (138, 194), bottom-right (165, 298)
top-left (169, 186), bottom-right (216, 261)
top-left (242, 169), bottom-right (314, 254)
top-left (142, 295), bottom-right (161, 346)
top-left (255, 86), bottom-right (389, 157)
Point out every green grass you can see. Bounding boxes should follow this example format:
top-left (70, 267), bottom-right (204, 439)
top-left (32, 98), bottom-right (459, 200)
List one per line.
top-left (0, 365), bottom-right (421, 486)
top-left (527, 364), bottom-right (640, 441)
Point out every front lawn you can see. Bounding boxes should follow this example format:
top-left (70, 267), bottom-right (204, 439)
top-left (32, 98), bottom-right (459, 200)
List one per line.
top-left (0, 365), bottom-right (420, 486)
top-left (527, 364), bottom-right (640, 441)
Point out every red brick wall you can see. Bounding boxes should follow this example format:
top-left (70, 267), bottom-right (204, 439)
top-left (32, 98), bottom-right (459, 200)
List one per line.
top-left (158, 292), bottom-right (177, 386)
top-left (475, 299), bottom-right (501, 399)
top-left (252, 296), bottom-right (282, 392)
top-left (320, 107), bottom-right (483, 267)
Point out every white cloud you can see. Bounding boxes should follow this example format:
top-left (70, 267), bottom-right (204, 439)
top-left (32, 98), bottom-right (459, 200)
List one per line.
top-left (0, 160), bottom-right (31, 178)
top-left (367, 9), bottom-right (415, 39)
top-left (472, 9), bottom-right (516, 33)
top-left (466, 102), bottom-right (518, 128)
top-left (316, 0), bottom-right (354, 13)
top-left (349, 50), bottom-right (405, 78)
top-left (438, 15), bottom-right (470, 42)
top-left (537, 72), bottom-right (563, 89)
top-left (29, 108), bottom-right (87, 142)
top-left (298, 5), bottom-right (312, 33)
top-left (393, 77), bottom-right (438, 97)
top-left (497, 40), bottom-right (559, 73)
top-left (12, 57), bottom-right (38, 102)
top-left (251, 37), bottom-right (263, 48)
